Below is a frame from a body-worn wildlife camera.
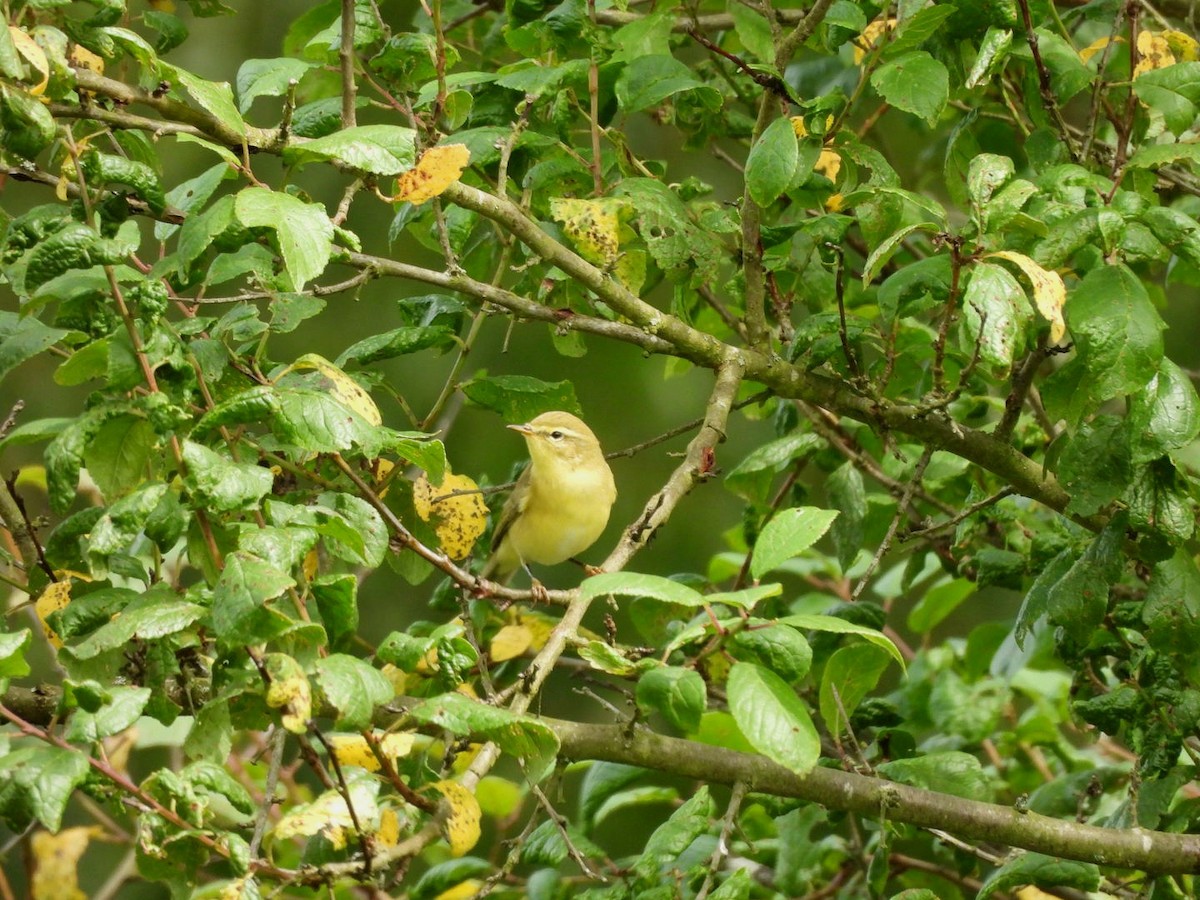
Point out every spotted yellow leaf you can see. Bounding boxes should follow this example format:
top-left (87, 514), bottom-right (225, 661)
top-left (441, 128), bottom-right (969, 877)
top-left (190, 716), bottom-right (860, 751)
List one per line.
top-left (489, 624), bottom-right (533, 662)
top-left (265, 654), bottom-right (311, 734)
top-left (280, 353), bottom-right (381, 426)
top-left (329, 732), bottom-right (416, 771)
top-left (10, 27), bottom-right (49, 95)
top-left (273, 774), bottom-right (379, 848)
top-left (394, 144), bottom-right (470, 205)
top-left (413, 470), bottom-right (488, 560)
top-left (31, 827), bottom-right (98, 900)
top-left (550, 197), bottom-right (633, 267)
top-left (432, 780), bottom-right (482, 856)
top-left (1135, 30), bottom-right (1176, 77)
top-left (68, 44), bottom-right (104, 75)
top-left (986, 251), bottom-right (1067, 343)
top-left (1164, 29), bottom-right (1200, 61)
top-left (816, 148), bottom-right (841, 181)
top-left (36, 580), bottom-right (71, 649)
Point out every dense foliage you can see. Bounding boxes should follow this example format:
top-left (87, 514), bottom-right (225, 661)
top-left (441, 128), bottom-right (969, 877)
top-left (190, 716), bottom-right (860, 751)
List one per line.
top-left (2, 0), bottom-right (1200, 896)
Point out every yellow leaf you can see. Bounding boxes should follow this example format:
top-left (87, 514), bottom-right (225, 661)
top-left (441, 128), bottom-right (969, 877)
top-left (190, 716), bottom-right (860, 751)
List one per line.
top-left (986, 251), bottom-right (1067, 343)
top-left (68, 44), bottom-right (104, 75)
top-left (511, 608), bottom-right (556, 652)
top-left (31, 827), bottom-right (98, 900)
top-left (1015, 888), bottom-right (1057, 900)
top-left (1135, 30), bottom-right (1176, 77)
top-left (855, 17), bottom-right (895, 64)
top-left (489, 624), bottom-right (533, 662)
top-left (825, 192), bottom-right (845, 212)
top-left (372, 457), bottom-right (396, 498)
top-left (1165, 29), bottom-right (1200, 61)
top-left (377, 806), bottom-right (402, 846)
top-left (394, 144), bottom-right (471, 205)
top-left (790, 116), bottom-right (808, 138)
top-left (435, 882), bottom-right (483, 900)
top-left (816, 148), bottom-right (842, 181)
top-left (329, 732), bottom-right (416, 772)
top-left (10, 27), bottom-right (49, 95)
top-left (1078, 35), bottom-right (1122, 64)
top-left (36, 580), bottom-right (71, 649)
top-left (265, 659), bottom-right (311, 734)
top-left (431, 780), bottom-right (482, 856)
top-left (550, 197), bottom-right (632, 266)
top-left (279, 353), bottom-right (382, 426)
top-left (449, 741), bottom-right (483, 774)
top-left (16, 464), bottom-right (48, 492)
top-left (413, 471), bottom-right (488, 560)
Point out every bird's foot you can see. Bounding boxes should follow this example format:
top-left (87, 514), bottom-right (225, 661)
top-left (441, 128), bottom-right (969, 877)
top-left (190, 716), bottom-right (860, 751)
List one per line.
top-left (529, 578), bottom-right (549, 605)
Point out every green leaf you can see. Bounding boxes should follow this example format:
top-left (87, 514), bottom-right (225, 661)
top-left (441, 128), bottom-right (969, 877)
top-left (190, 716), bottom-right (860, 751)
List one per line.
top-left (751, 506), bottom-right (839, 580)
top-left (313, 654), bottom-right (393, 729)
top-left (819, 643), bottom-right (892, 737)
top-left (461, 374), bottom-right (581, 421)
top-left (233, 187), bottom-right (333, 289)
top-left (962, 261), bottom-right (1029, 368)
top-left (726, 662), bottom-right (820, 775)
top-left (728, 4), bottom-right (774, 65)
top-left (1129, 358), bottom-right (1200, 463)
top-left (724, 433), bottom-right (823, 502)
top-left (0, 312), bottom-right (67, 382)
top-left (83, 415), bottom-right (156, 501)
top-left (976, 853), bottom-right (1099, 900)
top-left (0, 746), bottom-right (90, 831)
top-left (581, 572), bottom-right (704, 607)
top-left (1058, 416), bottom-right (1131, 517)
top-left (966, 27), bottom-right (1013, 89)
top-left (635, 666), bottom-right (706, 733)
top-left (411, 692), bottom-right (560, 781)
top-left (312, 574), bottom-right (358, 650)
top-left (1047, 519), bottom-right (1125, 645)
top-left (1066, 264), bottom-right (1164, 404)
top-left (862, 222), bottom-right (938, 285)
top-left (877, 751), bottom-right (991, 801)
top-left (1143, 550), bottom-right (1200, 658)
top-left (614, 54), bottom-right (721, 113)
top-left (0, 629), bottom-right (31, 679)
top-left (745, 116), bottom-right (799, 207)
top-left (282, 124), bottom-right (417, 174)
top-left (579, 761), bottom-right (648, 827)
top-left (65, 590), bottom-right (206, 660)
top-left (235, 57), bottom-right (316, 113)
top-left (885, 5), bottom-right (959, 59)
top-left (182, 440), bottom-right (274, 511)
top-left (210, 551), bottom-right (296, 646)
top-left (827, 462), bottom-right (866, 571)
top-left (635, 787), bottom-right (715, 877)
top-left (907, 578), bottom-right (975, 634)
top-left (1141, 205), bottom-right (1200, 269)
top-left (870, 51), bottom-right (948, 126)
top-left (730, 623), bottom-right (812, 683)
top-left (777, 614), bottom-right (906, 670)
top-left (65, 686), bottom-right (151, 742)
top-left (161, 63), bottom-right (246, 138)
top-left (1133, 62), bottom-right (1200, 136)
top-left (336, 325), bottom-right (457, 366)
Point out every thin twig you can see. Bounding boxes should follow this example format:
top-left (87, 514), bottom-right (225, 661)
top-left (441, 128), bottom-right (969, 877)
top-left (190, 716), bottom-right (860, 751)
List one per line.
top-left (695, 781), bottom-right (748, 900)
top-left (340, 0), bottom-right (357, 128)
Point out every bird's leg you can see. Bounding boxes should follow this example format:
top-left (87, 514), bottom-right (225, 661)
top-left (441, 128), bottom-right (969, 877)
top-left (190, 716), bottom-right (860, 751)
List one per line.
top-left (522, 562), bottom-right (549, 604)
top-left (570, 557), bottom-right (605, 577)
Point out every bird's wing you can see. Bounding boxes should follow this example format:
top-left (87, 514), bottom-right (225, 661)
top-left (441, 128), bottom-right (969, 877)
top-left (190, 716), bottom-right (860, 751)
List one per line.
top-left (489, 463), bottom-right (531, 553)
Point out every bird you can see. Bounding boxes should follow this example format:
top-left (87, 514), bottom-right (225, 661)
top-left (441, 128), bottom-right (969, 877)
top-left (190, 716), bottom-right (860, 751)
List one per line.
top-left (480, 410), bottom-right (617, 589)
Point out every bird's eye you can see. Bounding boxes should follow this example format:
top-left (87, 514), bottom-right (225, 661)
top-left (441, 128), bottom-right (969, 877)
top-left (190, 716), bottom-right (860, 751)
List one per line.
top-left (549, 430), bottom-right (564, 440)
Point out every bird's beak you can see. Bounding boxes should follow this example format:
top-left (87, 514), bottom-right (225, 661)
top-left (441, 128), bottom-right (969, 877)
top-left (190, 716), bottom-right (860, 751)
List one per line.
top-left (507, 422), bottom-right (534, 436)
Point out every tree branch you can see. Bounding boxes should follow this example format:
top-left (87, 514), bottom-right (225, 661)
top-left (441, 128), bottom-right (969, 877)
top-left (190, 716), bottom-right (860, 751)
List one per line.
top-left (547, 718), bottom-right (1200, 876)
